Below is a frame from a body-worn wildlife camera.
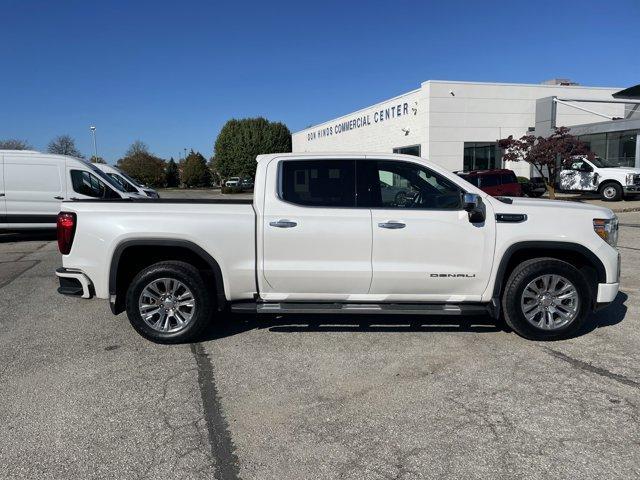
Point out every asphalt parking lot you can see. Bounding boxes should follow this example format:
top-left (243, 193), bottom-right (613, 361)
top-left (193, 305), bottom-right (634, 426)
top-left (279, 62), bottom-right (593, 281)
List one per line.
top-left (1, 214), bottom-right (639, 479)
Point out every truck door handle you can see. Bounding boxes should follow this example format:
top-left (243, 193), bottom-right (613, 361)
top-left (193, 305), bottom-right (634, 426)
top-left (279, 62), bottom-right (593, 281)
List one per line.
top-left (0, 193), bottom-right (5, 197)
top-left (54, 196), bottom-right (64, 200)
top-left (269, 219), bottom-right (297, 228)
top-left (378, 221), bottom-right (406, 229)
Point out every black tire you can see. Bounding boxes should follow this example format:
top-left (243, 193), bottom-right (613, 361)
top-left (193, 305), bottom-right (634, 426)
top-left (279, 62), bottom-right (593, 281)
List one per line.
top-left (501, 258), bottom-right (591, 340)
top-left (125, 261), bottom-right (212, 343)
top-left (599, 182), bottom-right (623, 202)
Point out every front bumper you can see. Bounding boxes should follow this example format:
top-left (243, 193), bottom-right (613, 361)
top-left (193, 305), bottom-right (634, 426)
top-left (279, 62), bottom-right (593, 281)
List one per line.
top-left (55, 267), bottom-right (94, 299)
top-left (596, 282), bottom-right (619, 305)
top-left (624, 185), bottom-right (640, 193)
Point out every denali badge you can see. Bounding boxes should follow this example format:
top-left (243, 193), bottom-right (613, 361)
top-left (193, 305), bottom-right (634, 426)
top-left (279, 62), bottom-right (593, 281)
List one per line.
top-left (430, 273), bottom-right (476, 278)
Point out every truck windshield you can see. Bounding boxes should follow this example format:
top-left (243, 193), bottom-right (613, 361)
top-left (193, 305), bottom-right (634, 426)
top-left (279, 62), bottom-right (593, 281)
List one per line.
top-left (590, 157), bottom-right (623, 168)
top-left (117, 169), bottom-right (144, 188)
top-left (87, 163), bottom-right (126, 192)
top-left (108, 173), bottom-right (139, 193)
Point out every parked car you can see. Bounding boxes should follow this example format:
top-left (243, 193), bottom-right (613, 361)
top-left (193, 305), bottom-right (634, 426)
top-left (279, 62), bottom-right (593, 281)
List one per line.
top-left (239, 178), bottom-right (254, 190)
top-left (456, 169), bottom-right (522, 197)
top-left (0, 149), bottom-right (141, 230)
top-left (94, 163), bottom-right (159, 198)
top-left (56, 153), bottom-right (620, 343)
top-left (225, 177), bottom-right (241, 187)
top-left (558, 156), bottom-right (640, 201)
top-left (519, 176), bottom-right (547, 198)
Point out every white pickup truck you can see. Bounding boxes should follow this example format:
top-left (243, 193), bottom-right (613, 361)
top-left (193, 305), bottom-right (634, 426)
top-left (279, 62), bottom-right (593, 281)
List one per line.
top-left (558, 156), bottom-right (640, 201)
top-left (55, 153), bottom-right (621, 342)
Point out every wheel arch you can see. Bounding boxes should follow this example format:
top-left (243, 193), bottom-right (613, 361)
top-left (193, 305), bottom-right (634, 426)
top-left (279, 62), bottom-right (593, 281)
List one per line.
top-left (598, 179), bottom-right (623, 190)
top-left (109, 239), bottom-right (226, 315)
top-left (492, 241), bottom-right (606, 304)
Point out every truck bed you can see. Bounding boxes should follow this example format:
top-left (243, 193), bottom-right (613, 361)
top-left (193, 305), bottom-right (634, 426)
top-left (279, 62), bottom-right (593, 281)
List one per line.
top-left (60, 200), bottom-right (257, 301)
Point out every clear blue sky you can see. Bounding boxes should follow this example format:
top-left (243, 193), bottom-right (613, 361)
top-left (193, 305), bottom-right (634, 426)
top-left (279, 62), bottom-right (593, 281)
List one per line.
top-left (1, 0), bottom-right (638, 163)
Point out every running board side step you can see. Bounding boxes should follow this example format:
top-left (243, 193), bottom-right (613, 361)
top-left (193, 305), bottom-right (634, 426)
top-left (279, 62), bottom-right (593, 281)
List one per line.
top-left (230, 302), bottom-right (490, 316)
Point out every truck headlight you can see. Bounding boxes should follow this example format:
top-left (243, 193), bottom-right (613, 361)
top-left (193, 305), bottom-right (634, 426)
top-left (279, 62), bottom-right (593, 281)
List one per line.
top-left (626, 173), bottom-right (635, 186)
top-left (593, 216), bottom-right (618, 247)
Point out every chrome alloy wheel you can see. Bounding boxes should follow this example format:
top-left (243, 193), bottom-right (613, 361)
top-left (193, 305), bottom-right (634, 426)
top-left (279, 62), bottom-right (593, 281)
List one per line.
top-left (520, 274), bottom-right (579, 330)
top-left (138, 278), bottom-right (196, 333)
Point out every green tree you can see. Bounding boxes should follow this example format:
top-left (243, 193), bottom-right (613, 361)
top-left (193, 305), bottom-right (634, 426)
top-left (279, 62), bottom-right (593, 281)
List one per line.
top-left (180, 150), bottom-right (211, 188)
top-left (165, 157), bottom-right (180, 188)
top-left (0, 139), bottom-right (32, 150)
top-left (117, 142), bottom-right (166, 187)
top-left (48, 135), bottom-right (83, 157)
top-left (90, 156), bottom-right (107, 164)
top-left (214, 117), bottom-right (291, 180)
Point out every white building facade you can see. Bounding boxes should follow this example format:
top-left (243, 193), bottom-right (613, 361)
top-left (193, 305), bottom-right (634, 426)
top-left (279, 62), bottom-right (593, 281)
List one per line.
top-left (292, 80), bottom-right (625, 177)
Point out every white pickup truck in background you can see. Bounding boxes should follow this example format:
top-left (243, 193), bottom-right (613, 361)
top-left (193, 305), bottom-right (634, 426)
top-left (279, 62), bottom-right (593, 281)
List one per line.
top-left (558, 156), bottom-right (640, 201)
top-left (55, 153), bottom-right (621, 343)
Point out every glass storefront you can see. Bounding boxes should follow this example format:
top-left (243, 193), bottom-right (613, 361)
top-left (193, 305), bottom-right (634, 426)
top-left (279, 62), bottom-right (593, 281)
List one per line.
top-left (393, 145), bottom-right (421, 156)
top-left (579, 130), bottom-right (638, 167)
top-left (463, 142), bottom-right (501, 171)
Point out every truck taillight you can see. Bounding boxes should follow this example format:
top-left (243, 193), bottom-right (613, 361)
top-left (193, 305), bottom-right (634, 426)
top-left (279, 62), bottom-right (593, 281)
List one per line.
top-left (57, 212), bottom-right (77, 255)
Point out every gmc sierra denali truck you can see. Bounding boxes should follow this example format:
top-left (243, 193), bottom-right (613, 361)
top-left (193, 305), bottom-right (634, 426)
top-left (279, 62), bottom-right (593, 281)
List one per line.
top-left (55, 153), bottom-right (621, 343)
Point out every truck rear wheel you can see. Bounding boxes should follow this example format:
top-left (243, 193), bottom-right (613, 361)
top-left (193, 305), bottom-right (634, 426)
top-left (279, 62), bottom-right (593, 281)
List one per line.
top-left (501, 258), bottom-right (591, 340)
top-left (125, 261), bottom-right (212, 343)
top-left (599, 182), bottom-right (622, 201)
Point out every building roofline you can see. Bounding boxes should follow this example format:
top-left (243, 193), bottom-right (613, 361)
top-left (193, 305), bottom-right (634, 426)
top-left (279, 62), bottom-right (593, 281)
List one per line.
top-left (422, 79), bottom-right (621, 90)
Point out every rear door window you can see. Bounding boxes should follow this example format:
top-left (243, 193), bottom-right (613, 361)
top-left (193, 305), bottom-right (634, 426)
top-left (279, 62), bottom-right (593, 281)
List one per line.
top-left (280, 160), bottom-right (356, 207)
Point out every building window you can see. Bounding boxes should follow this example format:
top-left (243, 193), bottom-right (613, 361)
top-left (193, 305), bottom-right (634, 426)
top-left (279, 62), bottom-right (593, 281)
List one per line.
top-left (463, 142), bottom-right (502, 171)
top-left (393, 145), bottom-right (421, 156)
top-left (579, 130), bottom-right (638, 167)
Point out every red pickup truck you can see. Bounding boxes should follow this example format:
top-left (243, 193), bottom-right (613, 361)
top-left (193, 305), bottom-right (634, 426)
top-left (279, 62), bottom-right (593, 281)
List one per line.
top-left (457, 169), bottom-right (522, 197)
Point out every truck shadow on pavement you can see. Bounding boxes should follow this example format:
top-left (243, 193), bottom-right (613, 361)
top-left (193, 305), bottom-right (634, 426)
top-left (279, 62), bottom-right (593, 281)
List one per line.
top-left (199, 292), bottom-right (628, 342)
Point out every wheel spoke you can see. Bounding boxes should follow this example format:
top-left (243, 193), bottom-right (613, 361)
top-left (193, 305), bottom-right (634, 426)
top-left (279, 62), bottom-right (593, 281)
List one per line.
top-left (173, 311), bottom-right (186, 326)
top-left (143, 307), bottom-right (161, 320)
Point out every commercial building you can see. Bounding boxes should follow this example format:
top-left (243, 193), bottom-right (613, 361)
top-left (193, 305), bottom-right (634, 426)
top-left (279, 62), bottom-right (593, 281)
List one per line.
top-left (292, 80), bottom-right (639, 177)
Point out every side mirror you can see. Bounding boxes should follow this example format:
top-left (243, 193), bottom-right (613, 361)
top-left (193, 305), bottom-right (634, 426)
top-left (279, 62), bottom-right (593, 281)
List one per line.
top-left (463, 193), bottom-right (479, 212)
top-left (463, 193), bottom-right (485, 223)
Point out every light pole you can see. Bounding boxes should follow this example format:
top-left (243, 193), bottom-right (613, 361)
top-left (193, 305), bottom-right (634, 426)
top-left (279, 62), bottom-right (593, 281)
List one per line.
top-left (90, 126), bottom-right (98, 161)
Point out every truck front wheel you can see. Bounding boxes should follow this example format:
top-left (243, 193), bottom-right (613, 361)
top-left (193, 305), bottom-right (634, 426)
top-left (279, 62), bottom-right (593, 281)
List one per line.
top-left (501, 258), bottom-right (591, 340)
top-left (125, 261), bottom-right (212, 343)
top-left (599, 182), bottom-right (623, 201)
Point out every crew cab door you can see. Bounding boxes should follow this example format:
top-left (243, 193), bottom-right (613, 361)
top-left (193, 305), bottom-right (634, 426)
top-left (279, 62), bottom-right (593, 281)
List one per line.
top-left (559, 159), bottom-right (597, 191)
top-left (360, 159), bottom-right (495, 302)
top-left (261, 158), bottom-right (372, 299)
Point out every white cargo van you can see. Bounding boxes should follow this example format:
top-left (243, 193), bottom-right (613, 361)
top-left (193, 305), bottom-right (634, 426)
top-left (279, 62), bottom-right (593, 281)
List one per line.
top-left (94, 163), bottom-right (159, 198)
top-left (0, 150), bottom-right (137, 230)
